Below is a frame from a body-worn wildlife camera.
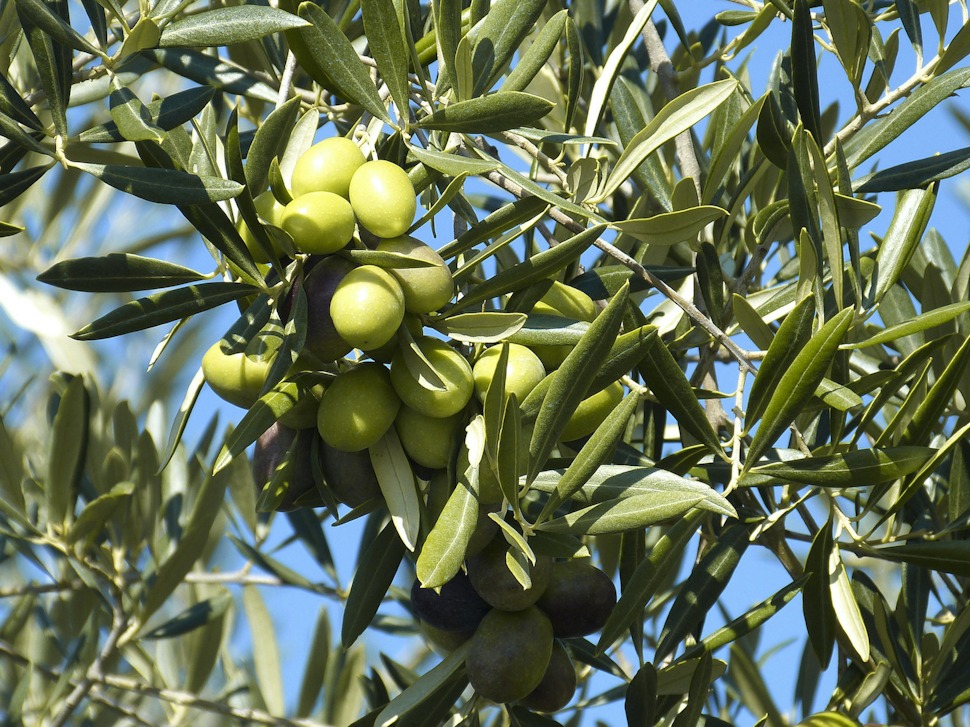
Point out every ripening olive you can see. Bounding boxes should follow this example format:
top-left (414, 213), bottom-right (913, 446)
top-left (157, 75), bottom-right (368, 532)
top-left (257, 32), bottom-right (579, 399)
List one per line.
top-left (467, 538), bottom-right (553, 612)
top-left (303, 256), bottom-right (355, 362)
top-left (330, 265), bottom-right (406, 350)
top-left (291, 137), bottom-right (366, 199)
top-left (394, 406), bottom-right (463, 469)
top-left (473, 343), bottom-right (546, 403)
top-left (281, 191), bottom-right (356, 255)
top-left (376, 236), bottom-right (454, 313)
top-left (320, 442), bottom-right (383, 507)
top-left (535, 559), bottom-right (617, 638)
top-left (390, 337), bottom-right (474, 418)
top-left (238, 190), bottom-right (285, 263)
top-left (316, 362), bottom-right (401, 452)
top-left (560, 380), bottom-right (624, 441)
top-left (349, 160), bottom-right (416, 238)
top-left (251, 422), bottom-right (320, 511)
top-left (410, 573), bottom-right (491, 633)
top-left (466, 606), bottom-right (554, 704)
top-left (202, 339), bottom-right (275, 409)
top-left (518, 640), bottom-right (577, 713)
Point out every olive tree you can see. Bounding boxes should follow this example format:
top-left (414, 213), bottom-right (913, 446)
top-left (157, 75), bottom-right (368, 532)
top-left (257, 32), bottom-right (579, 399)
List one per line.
top-left (2, 0), bottom-right (970, 724)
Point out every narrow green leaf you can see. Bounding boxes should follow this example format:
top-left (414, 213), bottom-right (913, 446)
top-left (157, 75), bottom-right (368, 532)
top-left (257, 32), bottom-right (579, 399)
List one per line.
top-left (895, 0), bottom-right (922, 58)
top-left (537, 392), bottom-right (641, 521)
top-left (416, 92), bottom-right (554, 133)
top-left (469, 0), bottom-right (547, 95)
top-left (143, 48), bottom-right (278, 102)
top-left (844, 301), bottom-right (970, 348)
top-left (938, 17), bottom-right (970, 74)
top-left (72, 161), bottom-right (243, 204)
top-left (873, 540), bottom-right (970, 577)
top-left (369, 429), bottom-right (421, 551)
top-left (108, 76), bottom-right (165, 143)
top-left (245, 96), bottom-right (301, 193)
top-left (433, 312), bottom-right (527, 344)
top-left (655, 523), bottom-right (751, 661)
top-left (446, 224), bottom-right (605, 314)
top-left (343, 520), bottom-right (406, 648)
top-left (361, 0), bottom-right (410, 116)
top-left (297, 609), bottom-right (330, 717)
top-left (638, 335), bottom-right (724, 456)
top-left (594, 79), bottom-right (737, 203)
top-left (529, 284), bottom-right (628, 481)
top-left (37, 253), bottom-right (208, 292)
top-left (502, 10), bottom-right (567, 93)
top-left (537, 492), bottom-right (704, 536)
top-left (416, 474), bottom-right (478, 588)
top-left (613, 206), bottom-right (728, 246)
top-left (16, 0), bottom-right (101, 55)
top-left (141, 592), bottom-right (232, 640)
top-left (704, 94), bottom-right (766, 203)
top-left (407, 143), bottom-right (499, 176)
top-left (138, 466), bottom-right (229, 626)
top-left (744, 308), bottom-right (853, 469)
top-left (71, 282), bottom-right (255, 341)
top-left (296, 3), bottom-right (390, 122)
top-left (0, 74), bottom-right (43, 130)
top-left (823, 0), bottom-right (870, 85)
top-left (746, 295), bottom-right (816, 427)
top-left (583, 0), bottom-right (660, 138)
top-left (47, 376), bottom-right (89, 528)
top-left (791, 0), bottom-right (822, 141)
top-left (750, 446), bottom-right (933, 487)
top-left (682, 576), bottom-right (808, 659)
top-left (871, 185), bottom-right (937, 305)
top-left (830, 544), bottom-right (870, 661)
top-left (67, 481), bottom-right (133, 547)
top-left (846, 67), bottom-right (970, 169)
top-left (160, 6), bottom-right (308, 47)
top-left (17, 1), bottom-right (71, 137)
top-left (803, 516), bottom-right (836, 668)
top-left (0, 163), bottom-right (54, 207)
top-left (625, 664), bottom-right (658, 727)
top-left (899, 334), bottom-right (970, 446)
top-left (856, 147), bottom-right (970, 193)
top-left (243, 586), bottom-right (285, 715)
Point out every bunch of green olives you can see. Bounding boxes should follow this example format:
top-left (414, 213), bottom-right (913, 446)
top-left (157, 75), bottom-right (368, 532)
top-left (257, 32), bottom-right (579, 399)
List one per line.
top-left (411, 539), bottom-right (617, 710)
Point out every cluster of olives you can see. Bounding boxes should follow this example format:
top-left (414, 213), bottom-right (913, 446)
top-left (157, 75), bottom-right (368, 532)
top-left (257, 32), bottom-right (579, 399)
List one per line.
top-left (411, 540), bottom-right (617, 710)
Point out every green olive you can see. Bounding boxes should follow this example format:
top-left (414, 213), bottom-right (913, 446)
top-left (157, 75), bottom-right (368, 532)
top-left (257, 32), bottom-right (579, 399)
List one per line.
top-left (349, 160), bottom-right (416, 238)
top-left (518, 640), bottom-right (576, 713)
top-left (201, 340), bottom-right (273, 409)
top-left (281, 191), bottom-right (356, 255)
top-left (320, 442), bottom-right (383, 507)
top-left (560, 380), bottom-right (624, 441)
top-left (251, 422), bottom-right (321, 511)
top-left (394, 405), bottom-right (463, 469)
top-left (467, 538), bottom-right (553, 611)
top-left (466, 606), bottom-right (554, 704)
top-left (316, 362), bottom-right (401, 451)
top-left (535, 559), bottom-right (617, 638)
top-left (330, 265), bottom-right (406, 351)
top-left (473, 343), bottom-right (546, 403)
top-left (390, 337), bottom-right (473, 417)
top-left (238, 190), bottom-right (285, 263)
top-left (376, 236), bottom-right (454, 313)
top-left (290, 136), bottom-right (366, 199)
top-left (303, 256), bottom-right (356, 362)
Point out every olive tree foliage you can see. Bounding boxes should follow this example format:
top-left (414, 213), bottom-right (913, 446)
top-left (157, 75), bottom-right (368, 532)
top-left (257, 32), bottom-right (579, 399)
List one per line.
top-left (2, 0), bottom-right (970, 723)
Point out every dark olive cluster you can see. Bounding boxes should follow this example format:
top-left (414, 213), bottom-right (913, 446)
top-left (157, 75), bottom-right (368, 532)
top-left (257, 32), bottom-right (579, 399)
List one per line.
top-left (411, 540), bottom-right (617, 711)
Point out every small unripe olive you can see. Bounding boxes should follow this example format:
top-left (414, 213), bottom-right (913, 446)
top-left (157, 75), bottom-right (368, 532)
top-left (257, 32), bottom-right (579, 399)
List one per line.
top-left (536, 559), bottom-right (617, 638)
top-left (467, 606), bottom-right (554, 703)
top-left (291, 137), bottom-right (366, 199)
top-left (238, 191), bottom-right (285, 263)
top-left (349, 160), bottom-right (416, 238)
top-left (376, 236), bottom-right (454, 313)
top-left (330, 265), bottom-right (406, 350)
top-left (467, 538), bottom-right (553, 612)
top-left (560, 380), bottom-right (624, 441)
top-left (394, 406), bottom-right (463, 469)
top-left (316, 362), bottom-right (400, 451)
top-left (390, 337), bottom-right (473, 417)
top-left (202, 340), bottom-right (274, 409)
top-left (518, 640), bottom-right (577, 713)
top-left (281, 191), bottom-right (356, 255)
top-left (473, 343), bottom-right (546, 403)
